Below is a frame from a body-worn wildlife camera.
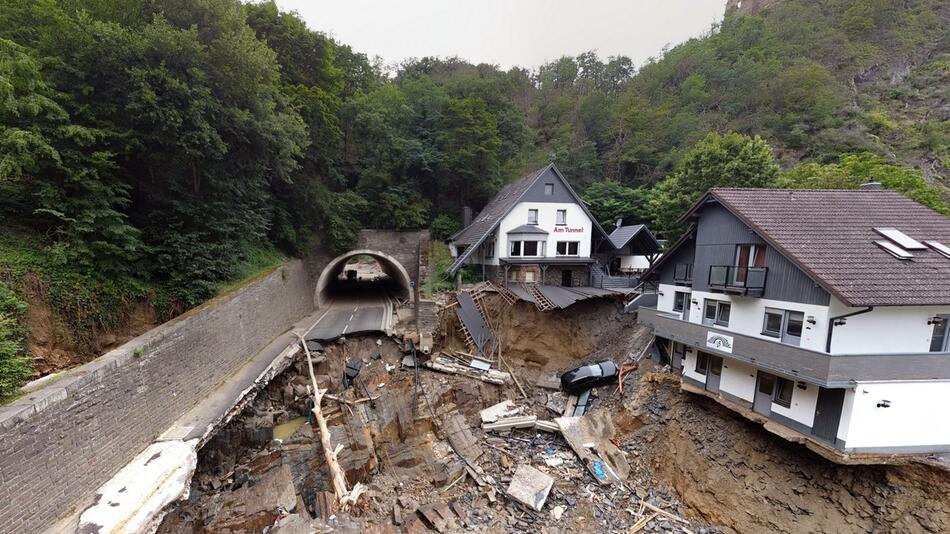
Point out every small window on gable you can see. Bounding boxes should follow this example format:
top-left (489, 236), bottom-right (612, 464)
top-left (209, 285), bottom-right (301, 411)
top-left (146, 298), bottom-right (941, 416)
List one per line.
top-left (528, 209), bottom-right (539, 225)
top-left (544, 183), bottom-right (554, 196)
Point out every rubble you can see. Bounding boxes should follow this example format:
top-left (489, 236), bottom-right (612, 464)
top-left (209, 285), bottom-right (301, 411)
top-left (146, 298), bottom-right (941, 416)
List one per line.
top-left (154, 291), bottom-right (948, 534)
top-left (506, 465), bottom-right (555, 511)
top-left (423, 354), bottom-right (511, 384)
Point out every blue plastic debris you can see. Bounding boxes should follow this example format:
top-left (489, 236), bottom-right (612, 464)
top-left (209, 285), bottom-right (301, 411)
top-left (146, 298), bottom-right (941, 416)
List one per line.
top-left (592, 460), bottom-right (607, 480)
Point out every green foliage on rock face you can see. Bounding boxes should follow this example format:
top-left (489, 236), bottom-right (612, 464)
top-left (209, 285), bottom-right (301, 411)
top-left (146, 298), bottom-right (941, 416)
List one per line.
top-left (778, 153), bottom-right (950, 214)
top-left (0, 282), bottom-right (30, 399)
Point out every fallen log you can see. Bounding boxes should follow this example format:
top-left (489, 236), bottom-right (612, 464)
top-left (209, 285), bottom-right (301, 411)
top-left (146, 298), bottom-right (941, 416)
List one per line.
top-left (297, 334), bottom-right (365, 510)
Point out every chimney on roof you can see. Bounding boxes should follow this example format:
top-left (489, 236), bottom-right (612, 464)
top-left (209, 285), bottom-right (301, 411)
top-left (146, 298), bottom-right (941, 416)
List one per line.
top-left (859, 181), bottom-right (883, 191)
top-left (462, 206), bottom-right (472, 227)
top-left (615, 218), bottom-right (623, 229)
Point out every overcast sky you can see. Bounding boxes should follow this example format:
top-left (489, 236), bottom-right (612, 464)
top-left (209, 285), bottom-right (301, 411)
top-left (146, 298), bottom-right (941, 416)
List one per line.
top-left (272, 0), bottom-right (726, 71)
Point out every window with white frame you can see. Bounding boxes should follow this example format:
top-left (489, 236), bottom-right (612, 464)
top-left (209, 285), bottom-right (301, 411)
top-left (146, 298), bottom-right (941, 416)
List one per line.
top-left (510, 240), bottom-right (543, 257)
top-left (703, 299), bottom-right (731, 327)
top-left (556, 209), bottom-right (567, 225)
top-left (556, 241), bottom-right (579, 256)
top-left (762, 308), bottom-right (804, 346)
top-left (527, 209), bottom-right (539, 225)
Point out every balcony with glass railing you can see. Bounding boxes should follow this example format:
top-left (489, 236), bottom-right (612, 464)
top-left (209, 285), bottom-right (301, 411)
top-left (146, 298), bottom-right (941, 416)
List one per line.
top-left (708, 265), bottom-right (767, 296)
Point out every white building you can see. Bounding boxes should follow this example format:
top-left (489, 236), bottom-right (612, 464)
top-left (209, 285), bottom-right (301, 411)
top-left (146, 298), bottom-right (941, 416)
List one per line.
top-left (638, 186), bottom-right (950, 460)
top-left (447, 164), bottom-right (659, 288)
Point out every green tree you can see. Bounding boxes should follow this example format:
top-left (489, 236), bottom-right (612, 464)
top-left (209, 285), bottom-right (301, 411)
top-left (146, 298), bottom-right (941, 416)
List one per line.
top-left (0, 38), bottom-right (141, 275)
top-left (429, 214), bottom-right (461, 240)
top-left (583, 181), bottom-right (649, 228)
top-left (649, 132), bottom-right (780, 238)
top-left (778, 153), bottom-right (950, 214)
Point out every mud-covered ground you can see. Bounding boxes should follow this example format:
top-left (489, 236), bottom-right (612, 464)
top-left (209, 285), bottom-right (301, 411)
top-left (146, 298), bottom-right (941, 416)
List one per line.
top-left (157, 295), bottom-right (950, 534)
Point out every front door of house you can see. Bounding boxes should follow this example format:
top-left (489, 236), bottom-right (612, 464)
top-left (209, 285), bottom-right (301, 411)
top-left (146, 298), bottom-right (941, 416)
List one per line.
top-left (705, 354), bottom-right (723, 393)
top-left (561, 269), bottom-right (572, 287)
top-left (754, 372), bottom-right (776, 416)
top-left (812, 387), bottom-right (845, 442)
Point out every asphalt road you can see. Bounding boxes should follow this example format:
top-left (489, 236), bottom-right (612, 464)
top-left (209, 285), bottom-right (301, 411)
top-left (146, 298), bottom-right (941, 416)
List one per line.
top-left (306, 281), bottom-right (392, 340)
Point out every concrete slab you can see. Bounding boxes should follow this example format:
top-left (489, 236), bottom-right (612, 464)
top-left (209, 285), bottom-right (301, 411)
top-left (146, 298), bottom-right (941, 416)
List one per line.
top-left (506, 465), bottom-right (554, 511)
top-left (77, 439), bottom-right (198, 534)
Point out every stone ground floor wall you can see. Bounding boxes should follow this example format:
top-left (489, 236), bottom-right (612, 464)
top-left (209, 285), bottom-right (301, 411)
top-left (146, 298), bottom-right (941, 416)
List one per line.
top-left (476, 264), bottom-right (591, 287)
top-left (0, 261), bottom-right (314, 533)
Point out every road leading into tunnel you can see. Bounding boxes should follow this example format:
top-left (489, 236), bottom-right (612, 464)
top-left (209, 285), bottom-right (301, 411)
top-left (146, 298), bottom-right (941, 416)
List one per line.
top-left (305, 282), bottom-right (393, 341)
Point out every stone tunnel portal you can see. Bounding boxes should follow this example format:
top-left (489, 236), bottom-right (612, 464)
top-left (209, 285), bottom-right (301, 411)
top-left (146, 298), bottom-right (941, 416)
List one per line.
top-left (315, 249), bottom-right (413, 308)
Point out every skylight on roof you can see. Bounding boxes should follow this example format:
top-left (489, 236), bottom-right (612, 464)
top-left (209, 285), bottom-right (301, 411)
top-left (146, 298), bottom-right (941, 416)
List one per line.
top-left (873, 227), bottom-right (927, 250)
top-left (925, 241), bottom-right (950, 259)
top-left (875, 240), bottom-right (913, 260)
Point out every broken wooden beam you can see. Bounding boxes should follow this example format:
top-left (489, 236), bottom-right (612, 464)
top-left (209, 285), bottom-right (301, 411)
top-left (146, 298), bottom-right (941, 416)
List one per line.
top-left (423, 356), bottom-right (511, 385)
top-left (481, 415), bottom-right (537, 432)
top-left (533, 420), bottom-right (560, 433)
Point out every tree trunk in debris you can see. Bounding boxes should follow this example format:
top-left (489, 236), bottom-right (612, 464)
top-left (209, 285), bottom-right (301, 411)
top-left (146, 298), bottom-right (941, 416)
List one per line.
top-left (297, 335), bottom-right (365, 510)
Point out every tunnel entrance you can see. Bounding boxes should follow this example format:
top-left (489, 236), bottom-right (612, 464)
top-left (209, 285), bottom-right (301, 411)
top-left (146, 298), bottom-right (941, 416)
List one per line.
top-left (315, 249), bottom-right (413, 308)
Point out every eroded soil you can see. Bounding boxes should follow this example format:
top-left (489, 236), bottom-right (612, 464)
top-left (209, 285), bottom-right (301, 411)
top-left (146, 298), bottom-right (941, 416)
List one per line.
top-left (157, 295), bottom-right (950, 534)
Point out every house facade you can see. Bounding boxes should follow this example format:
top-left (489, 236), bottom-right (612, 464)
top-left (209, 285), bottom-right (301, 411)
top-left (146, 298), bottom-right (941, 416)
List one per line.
top-left (448, 164), bottom-right (620, 286)
top-left (639, 186), bottom-right (950, 458)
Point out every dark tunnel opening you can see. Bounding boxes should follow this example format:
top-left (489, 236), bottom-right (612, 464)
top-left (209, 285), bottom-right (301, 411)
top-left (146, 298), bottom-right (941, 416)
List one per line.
top-left (316, 251), bottom-right (412, 307)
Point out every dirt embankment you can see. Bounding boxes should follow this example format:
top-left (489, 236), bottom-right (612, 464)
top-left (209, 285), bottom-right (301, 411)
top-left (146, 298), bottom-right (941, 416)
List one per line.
top-left (624, 373), bottom-right (950, 534)
top-left (23, 273), bottom-right (157, 377)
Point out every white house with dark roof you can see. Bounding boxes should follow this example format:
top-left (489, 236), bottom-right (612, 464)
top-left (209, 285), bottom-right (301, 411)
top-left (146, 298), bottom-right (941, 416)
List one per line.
top-left (638, 185), bottom-right (950, 460)
top-left (448, 164), bottom-right (659, 289)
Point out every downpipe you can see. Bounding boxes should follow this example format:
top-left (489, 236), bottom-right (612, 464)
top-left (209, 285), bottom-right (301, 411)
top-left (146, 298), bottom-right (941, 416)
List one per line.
top-left (825, 306), bottom-right (873, 353)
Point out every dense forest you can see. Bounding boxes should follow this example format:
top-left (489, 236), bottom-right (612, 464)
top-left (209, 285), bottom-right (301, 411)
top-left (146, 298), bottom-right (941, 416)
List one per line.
top-left (0, 0), bottom-right (948, 396)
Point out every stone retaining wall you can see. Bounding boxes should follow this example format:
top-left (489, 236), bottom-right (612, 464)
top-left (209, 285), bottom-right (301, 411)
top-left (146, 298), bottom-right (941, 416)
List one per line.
top-left (0, 261), bottom-right (314, 533)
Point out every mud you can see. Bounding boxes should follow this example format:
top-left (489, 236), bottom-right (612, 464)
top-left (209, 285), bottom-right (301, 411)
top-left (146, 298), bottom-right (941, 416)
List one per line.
top-left (622, 371), bottom-right (950, 534)
top-left (157, 297), bottom-right (950, 533)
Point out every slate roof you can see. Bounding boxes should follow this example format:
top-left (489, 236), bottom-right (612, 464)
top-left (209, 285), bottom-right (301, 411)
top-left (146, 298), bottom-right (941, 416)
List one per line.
top-left (507, 224), bottom-right (548, 234)
top-left (449, 166), bottom-right (549, 247)
top-left (447, 163), bottom-right (613, 273)
top-left (686, 188), bottom-right (950, 307)
top-left (608, 224), bottom-right (661, 253)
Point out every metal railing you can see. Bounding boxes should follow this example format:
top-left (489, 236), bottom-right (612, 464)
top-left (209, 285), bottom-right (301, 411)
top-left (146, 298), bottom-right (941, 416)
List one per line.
top-left (673, 263), bottom-right (693, 283)
top-left (708, 265), bottom-right (767, 295)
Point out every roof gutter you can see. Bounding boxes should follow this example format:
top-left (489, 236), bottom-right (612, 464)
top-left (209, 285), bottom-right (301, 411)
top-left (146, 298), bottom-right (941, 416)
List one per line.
top-left (825, 306), bottom-right (874, 353)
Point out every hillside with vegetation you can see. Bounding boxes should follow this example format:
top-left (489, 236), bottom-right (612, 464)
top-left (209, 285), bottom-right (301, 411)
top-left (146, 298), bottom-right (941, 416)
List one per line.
top-left (0, 0), bottom-right (948, 397)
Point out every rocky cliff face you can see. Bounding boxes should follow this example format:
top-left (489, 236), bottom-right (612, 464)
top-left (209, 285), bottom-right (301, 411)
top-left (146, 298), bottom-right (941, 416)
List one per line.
top-left (725, 0), bottom-right (784, 16)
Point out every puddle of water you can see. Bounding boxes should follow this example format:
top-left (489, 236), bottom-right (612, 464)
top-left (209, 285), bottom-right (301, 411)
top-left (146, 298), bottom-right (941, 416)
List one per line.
top-left (272, 416), bottom-right (308, 441)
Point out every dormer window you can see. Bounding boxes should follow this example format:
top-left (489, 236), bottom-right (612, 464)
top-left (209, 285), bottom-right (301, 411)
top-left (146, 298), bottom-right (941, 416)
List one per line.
top-left (528, 209), bottom-right (538, 225)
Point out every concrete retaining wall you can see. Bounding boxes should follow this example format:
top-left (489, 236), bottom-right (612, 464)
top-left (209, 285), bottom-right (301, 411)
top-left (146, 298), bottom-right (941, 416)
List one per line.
top-left (0, 261), bottom-right (314, 532)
